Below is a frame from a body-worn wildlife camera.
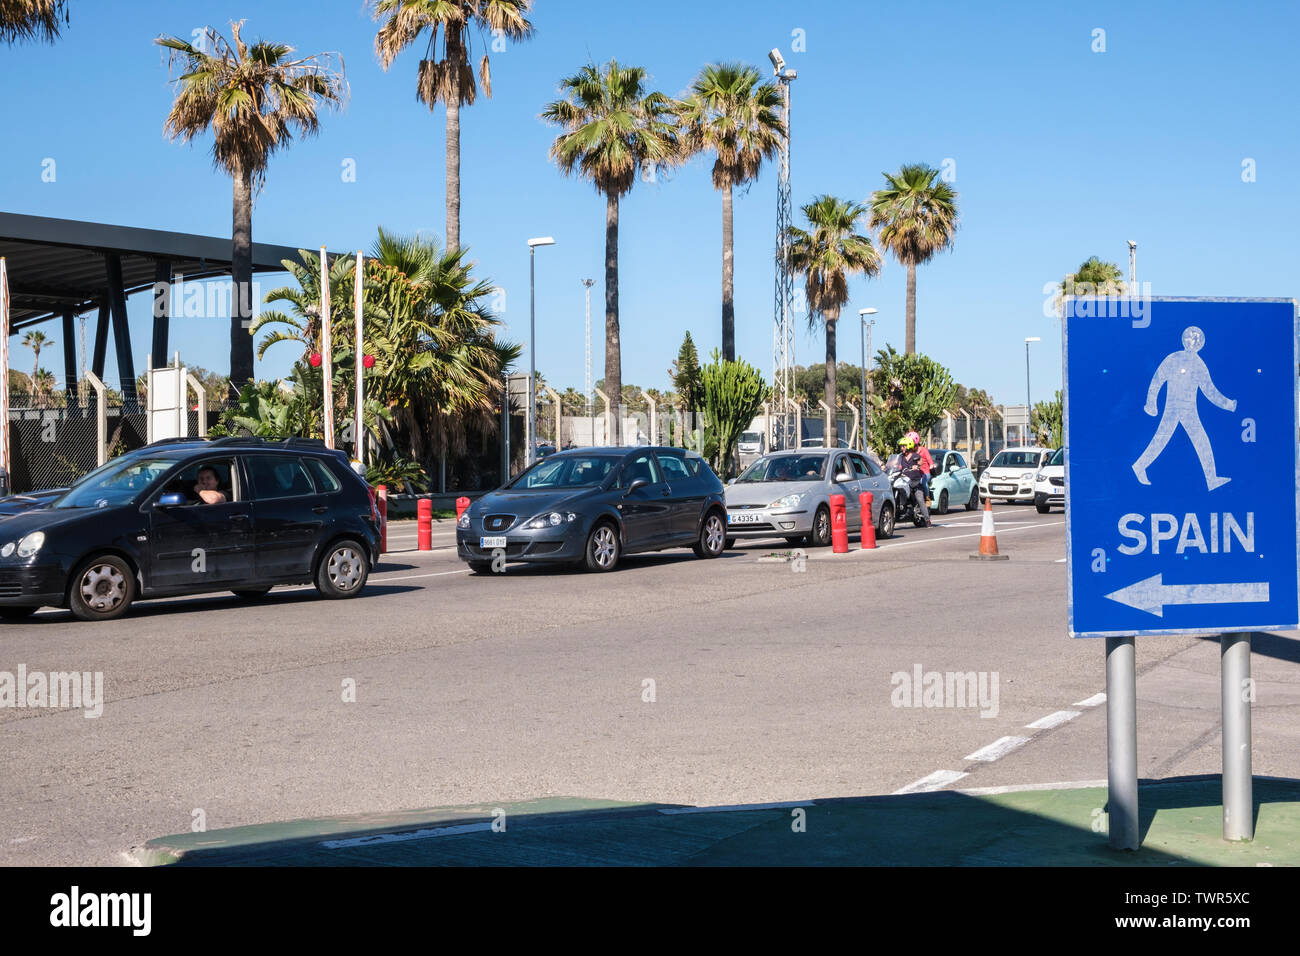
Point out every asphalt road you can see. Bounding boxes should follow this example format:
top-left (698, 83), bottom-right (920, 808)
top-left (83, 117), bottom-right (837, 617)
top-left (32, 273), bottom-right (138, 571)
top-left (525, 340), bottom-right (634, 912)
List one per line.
top-left (2, 505), bottom-right (1297, 866)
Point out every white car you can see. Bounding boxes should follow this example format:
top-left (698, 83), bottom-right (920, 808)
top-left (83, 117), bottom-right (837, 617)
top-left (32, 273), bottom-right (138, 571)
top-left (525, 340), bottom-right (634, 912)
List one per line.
top-left (1033, 447), bottom-right (1064, 513)
top-left (978, 446), bottom-right (1053, 504)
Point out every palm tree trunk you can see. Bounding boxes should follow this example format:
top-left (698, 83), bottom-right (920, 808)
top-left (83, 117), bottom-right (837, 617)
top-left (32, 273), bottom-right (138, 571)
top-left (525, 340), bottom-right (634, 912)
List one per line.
top-left (231, 164), bottom-right (255, 393)
top-left (721, 181), bottom-right (734, 361)
top-left (604, 191), bottom-right (621, 445)
top-left (905, 261), bottom-right (917, 355)
top-left (445, 28), bottom-right (463, 252)
top-left (824, 308), bottom-right (839, 447)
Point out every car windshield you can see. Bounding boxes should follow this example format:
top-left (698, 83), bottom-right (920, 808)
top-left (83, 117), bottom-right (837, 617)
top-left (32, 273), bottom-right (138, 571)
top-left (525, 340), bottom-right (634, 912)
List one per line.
top-left (53, 456), bottom-right (176, 509)
top-left (736, 455), bottom-right (826, 482)
top-left (739, 432), bottom-right (761, 444)
top-left (505, 455), bottom-right (618, 490)
top-left (990, 450), bottom-right (1041, 468)
top-left (1050, 448), bottom-right (1064, 466)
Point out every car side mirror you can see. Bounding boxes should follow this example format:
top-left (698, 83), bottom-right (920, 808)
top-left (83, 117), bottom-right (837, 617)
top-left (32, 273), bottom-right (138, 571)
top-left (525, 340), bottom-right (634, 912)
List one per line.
top-left (624, 478), bottom-right (648, 496)
top-left (835, 472), bottom-right (852, 483)
top-left (727, 477), bottom-right (736, 485)
top-left (949, 464), bottom-right (960, 473)
top-left (157, 492), bottom-right (187, 507)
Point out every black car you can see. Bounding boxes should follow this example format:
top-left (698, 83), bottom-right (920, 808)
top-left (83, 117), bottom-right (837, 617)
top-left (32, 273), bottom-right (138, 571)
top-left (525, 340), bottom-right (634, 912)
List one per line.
top-left (0, 437), bottom-right (381, 622)
top-left (457, 446), bottom-right (727, 573)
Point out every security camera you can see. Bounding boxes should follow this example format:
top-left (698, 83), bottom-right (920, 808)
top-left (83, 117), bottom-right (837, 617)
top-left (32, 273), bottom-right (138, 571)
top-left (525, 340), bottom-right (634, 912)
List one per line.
top-left (768, 48), bottom-right (785, 73)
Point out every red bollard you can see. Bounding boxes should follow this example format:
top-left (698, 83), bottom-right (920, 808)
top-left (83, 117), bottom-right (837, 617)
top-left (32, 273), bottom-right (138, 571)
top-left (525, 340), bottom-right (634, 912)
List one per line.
top-left (417, 498), bottom-right (433, 551)
top-left (830, 493), bottom-right (848, 553)
top-left (859, 491), bottom-right (877, 550)
top-left (376, 484), bottom-right (388, 554)
top-left (456, 496), bottom-right (470, 521)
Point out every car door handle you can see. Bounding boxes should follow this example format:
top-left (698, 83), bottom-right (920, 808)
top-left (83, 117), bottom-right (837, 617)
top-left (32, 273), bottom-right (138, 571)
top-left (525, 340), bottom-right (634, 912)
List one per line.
top-left (312, 506), bottom-right (328, 514)
top-left (231, 514), bottom-right (250, 524)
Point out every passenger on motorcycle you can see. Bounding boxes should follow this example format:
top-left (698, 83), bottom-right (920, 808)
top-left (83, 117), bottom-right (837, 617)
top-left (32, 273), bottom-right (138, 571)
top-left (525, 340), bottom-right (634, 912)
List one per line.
top-left (897, 437), bottom-right (934, 528)
top-left (905, 430), bottom-right (934, 501)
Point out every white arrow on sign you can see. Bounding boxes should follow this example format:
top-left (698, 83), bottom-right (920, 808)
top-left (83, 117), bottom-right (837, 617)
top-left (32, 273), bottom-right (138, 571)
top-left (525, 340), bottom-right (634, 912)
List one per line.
top-left (1104, 573), bottom-right (1270, 617)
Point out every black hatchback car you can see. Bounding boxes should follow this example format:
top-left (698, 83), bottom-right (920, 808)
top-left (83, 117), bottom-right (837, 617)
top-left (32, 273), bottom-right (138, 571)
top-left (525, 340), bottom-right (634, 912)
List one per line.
top-left (0, 437), bottom-right (381, 622)
top-left (457, 446), bottom-right (727, 572)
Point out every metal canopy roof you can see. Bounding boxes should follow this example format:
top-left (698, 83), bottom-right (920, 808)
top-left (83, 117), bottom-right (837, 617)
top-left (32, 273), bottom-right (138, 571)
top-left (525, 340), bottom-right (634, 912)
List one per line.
top-left (0, 212), bottom-right (307, 329)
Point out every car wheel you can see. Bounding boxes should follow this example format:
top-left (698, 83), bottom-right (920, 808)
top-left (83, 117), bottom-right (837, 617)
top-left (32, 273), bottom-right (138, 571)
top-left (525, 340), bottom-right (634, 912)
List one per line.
top-left (966, 488), bottom-right (979, 511)
top-left (0, 606), bottom-right (38, 621)
top-left (725, 537), bottom-right (737, 550)
top-left (231, 587), bottom-right (271, 600)
top-left (808, 506), bottom-right (832, 547)
top-left (584, 521), bottom-right (620, 572)
top-left (876, 502), bottom-right (895, 540)
top-left (692, 511), bottom-right (727, 559)
top-left (315, 539), bottom-right (369, 599)
top-left (936, 490), bottom-right (949, 515)
top-left (68, 554), bottom-right (136, 622)
top-left (1035, 495), bottom-right (1051, 514)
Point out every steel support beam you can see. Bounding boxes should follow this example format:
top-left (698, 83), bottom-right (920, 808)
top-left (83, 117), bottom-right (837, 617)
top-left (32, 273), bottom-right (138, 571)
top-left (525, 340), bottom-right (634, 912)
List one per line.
top-left (105, 254), bottom-right (137, 410)
top-left (152, 260), bottom-right (171, 364)
top-left (61, 309), bottom-right (77, 405)
top-left (91, 297), bottom-right (109, 379)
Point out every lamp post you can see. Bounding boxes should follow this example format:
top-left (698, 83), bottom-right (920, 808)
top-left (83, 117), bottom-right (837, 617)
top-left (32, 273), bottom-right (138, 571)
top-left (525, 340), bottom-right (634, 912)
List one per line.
top-left (858, 308), bottom-right (877, 451)
top-left (527, 237), bottom-right (556, 466)
top-left (1025, 336), bottom-right (1041, 444)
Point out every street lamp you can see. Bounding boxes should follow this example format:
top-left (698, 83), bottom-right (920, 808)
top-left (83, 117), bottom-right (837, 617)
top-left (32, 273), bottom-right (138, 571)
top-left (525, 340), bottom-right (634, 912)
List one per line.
top-left (527, 236), bottom-right (555, 466)
top-left (1025, 336), bottom-right (1041, 444)
top-left (858, 308), bottom-right (877, 450)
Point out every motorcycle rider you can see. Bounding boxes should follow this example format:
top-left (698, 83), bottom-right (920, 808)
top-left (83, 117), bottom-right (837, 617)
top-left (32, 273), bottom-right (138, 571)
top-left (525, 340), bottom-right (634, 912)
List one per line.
top-left (906, 430), bottom-right (934, 503)
top-left (898, 437), bottom-right (933, 528)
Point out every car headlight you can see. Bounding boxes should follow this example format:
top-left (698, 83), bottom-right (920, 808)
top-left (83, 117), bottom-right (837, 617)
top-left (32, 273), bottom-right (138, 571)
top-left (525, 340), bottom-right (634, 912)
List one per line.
top-left (457, 510), bottom-right (471, 529)
top-left (769, 493), bottom-right (803, 510)
top-left (1020, 472), bottom-right (1034, 480)
top-left (16, 531), bottom-right (45, 557)
top-left (525, 511), bottom-right (577, 530)
top-left (0, 542), bottom-right (13, 558)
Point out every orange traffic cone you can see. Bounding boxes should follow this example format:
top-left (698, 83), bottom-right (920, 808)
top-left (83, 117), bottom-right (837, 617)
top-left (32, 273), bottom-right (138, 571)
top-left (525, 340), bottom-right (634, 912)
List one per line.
top-left (970, 495), bottom-right (1009, 561)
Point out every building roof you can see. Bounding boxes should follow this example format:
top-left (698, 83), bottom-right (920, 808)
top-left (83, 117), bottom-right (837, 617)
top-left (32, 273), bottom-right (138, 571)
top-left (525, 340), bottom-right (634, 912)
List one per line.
top-left (0, 212), bottom-right (309, 329)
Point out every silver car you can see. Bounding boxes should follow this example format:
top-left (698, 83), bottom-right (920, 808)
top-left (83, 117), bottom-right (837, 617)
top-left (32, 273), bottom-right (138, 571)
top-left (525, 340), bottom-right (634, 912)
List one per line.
top-left (723, 448), bottom-right (895, 547)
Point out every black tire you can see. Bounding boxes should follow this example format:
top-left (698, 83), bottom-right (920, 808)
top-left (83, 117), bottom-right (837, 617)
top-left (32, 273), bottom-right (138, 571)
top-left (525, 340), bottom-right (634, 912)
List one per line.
top-left (913, 512), bottom-right (928, 527)
top-left (68, 554), bottom-right (136, 622)
top-left (231, 587), bottom-right (271, 600)
top-left (315, 539), bottom-right (370, 599)
top-left (725, 537), bottom-right (737, 549)
top-left (876, 502), bottom-right (895, 540)
top-left (966, 488), bottom-right (979, 511)
top-left (936, 490), bottom-right (949, 515)
top-left (808, 506), bottom-right (832, 548)
top-left (692, 511), bottom-right (727, 559)
top-left (467, 560), bottom-right (495, 574)
top-left (1035, 498), bottom-right (1051, 514)
top-left (583, 521), bottom-right (621, 572)
top-left (784, 535), bottom-right (806, 546)
top-left (0, 606), bottom-right (38, 621)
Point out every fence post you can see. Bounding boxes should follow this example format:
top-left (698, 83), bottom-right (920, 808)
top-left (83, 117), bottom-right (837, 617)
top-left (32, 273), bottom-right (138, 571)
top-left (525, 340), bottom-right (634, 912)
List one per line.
top-left (84, 371), bottom-right (108, 467)
top-left (186, 372), bottom-right (207, 436)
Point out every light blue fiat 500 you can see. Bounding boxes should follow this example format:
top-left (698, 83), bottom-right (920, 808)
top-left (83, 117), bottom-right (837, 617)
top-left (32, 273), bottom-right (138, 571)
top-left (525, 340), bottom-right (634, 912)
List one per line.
top-left (926, 448), bottom-right (980, 514)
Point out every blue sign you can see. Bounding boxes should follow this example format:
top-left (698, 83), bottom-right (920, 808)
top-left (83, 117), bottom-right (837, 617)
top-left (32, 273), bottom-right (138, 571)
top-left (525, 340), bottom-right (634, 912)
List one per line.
top-left (1064, 297), bottom-right (1299, 638)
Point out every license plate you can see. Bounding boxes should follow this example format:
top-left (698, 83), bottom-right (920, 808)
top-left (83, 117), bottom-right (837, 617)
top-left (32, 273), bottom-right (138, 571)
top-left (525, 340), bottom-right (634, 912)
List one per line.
top-left (991, 484), bottom-right (1015, 493)
top-left (480, 536), bottom-right (507, 548)
top-left (728, 512), bottom-right (762, 524)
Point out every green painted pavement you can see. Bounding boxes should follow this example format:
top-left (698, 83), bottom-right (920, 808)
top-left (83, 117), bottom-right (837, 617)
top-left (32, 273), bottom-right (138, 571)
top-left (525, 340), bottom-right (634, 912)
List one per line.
top-left (139, 777), bottom-right (1300, 867)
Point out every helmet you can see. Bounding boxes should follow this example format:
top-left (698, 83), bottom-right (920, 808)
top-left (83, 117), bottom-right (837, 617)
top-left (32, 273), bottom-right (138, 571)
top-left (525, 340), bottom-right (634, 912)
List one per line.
top-left (898, 437), bottom-right (915, 450)
top-left (905, 431), bottom-right (922, 444)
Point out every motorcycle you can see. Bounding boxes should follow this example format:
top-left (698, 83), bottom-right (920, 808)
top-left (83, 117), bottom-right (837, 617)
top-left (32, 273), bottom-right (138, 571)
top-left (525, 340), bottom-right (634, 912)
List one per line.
top-left (884, 456), bottom-right (930, 528)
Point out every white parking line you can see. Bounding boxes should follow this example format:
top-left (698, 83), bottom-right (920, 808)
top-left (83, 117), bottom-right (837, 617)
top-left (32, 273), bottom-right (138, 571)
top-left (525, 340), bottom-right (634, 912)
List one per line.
top-left (964, 736), bottom-right (1031, 762)
top-left (658, 800), bottom-right (810, 815)
top-left (1025, 710), bottom-right (1081, 730)
top-left (892, 770), bottom-right (970, 794)
top-left (1073, 692), bottom-right (1107, 708)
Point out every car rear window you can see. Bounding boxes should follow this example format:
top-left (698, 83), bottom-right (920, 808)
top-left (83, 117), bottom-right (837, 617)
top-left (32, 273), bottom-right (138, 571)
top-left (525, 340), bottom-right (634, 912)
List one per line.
top-left (304, 457), bottom-right (342, 493)
top-left (248, 455), bottom-right (316, 499)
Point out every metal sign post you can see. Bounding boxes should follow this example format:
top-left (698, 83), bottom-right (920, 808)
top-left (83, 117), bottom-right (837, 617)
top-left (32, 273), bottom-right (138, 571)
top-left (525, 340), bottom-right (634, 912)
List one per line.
top-left (1065, 297), bottom-right (1299, 847)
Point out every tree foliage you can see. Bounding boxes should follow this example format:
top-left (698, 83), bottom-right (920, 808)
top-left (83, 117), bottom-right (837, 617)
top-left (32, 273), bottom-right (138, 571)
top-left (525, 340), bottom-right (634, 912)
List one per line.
top-left (670, 331), bottom-right (703, 411)
top-left (1032, 390), bottom-right (1063, 448)
top-left (867, 345), bottom-right (957, 456)
top-left (700, 349), bottom-right (766, 477)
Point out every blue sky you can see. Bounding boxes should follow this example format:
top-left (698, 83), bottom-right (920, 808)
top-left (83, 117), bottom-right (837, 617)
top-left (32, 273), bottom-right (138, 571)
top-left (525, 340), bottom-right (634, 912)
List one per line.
top-left (3, 0), bottom-right (1296, 408)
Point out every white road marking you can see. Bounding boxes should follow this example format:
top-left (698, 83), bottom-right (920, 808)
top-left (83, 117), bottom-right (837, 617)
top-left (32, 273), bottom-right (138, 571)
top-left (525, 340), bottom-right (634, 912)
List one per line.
top-left (1073, 692), bottom-right (1107, 708)
top-left (1025, 710), bottom-right (1081, 730)
top-left (658, 800), bottom-right (810, 815)
top-left (1054, 558), bottom-right (1067, 563)
top-left (958, 779), bottom-right (1108, 796)
top-left (964, 736), bottom-right (1031, 762)
top-left (892, 770), bottom-right (969, 794)
top-left (322, 821), bottom-right (492, 848)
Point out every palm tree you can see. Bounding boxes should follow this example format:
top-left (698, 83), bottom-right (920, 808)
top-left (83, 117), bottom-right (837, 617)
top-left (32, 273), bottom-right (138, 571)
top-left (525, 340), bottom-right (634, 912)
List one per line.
top-left (677, 63), bottom-right (784, 361)
top-left (156, 21), bottom-right (347, 391)
top-left (21, 329), bottom-right (52, 384)
top-left (372, 0), bottom-right (534, 253)
top-left (0, 0), bottom-right (66, 43)
top-left (1055, 256), bottom-right (1126, 315)
top-left (787, 196), bottom-right (881, 446)
top-left (541, 60), bottom-right (678, 443)
top-left (868, 164), bottom-right (959, 355)
top-left (255, 252), bottom-right (387, 361)
top-left (32, 368), bottom-right (56, 407)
